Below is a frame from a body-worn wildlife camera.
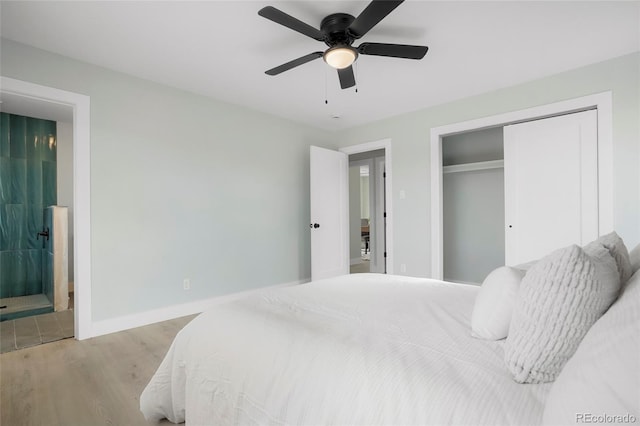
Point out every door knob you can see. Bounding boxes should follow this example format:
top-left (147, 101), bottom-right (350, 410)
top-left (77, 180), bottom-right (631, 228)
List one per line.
top-left (309, 223), bottom-right (320, 229)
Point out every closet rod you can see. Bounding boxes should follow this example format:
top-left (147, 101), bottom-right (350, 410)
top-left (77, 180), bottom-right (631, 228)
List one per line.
top-left (442, 159), bottom-right (504, 174)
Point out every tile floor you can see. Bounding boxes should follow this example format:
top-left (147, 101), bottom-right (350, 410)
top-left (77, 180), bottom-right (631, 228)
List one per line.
top-left (0, 293), bottom-right (52, 316)
top-left (0, 309), bottom-right (74, 354)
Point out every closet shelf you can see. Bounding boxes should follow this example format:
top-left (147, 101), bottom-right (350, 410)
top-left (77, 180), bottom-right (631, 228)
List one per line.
top-left (442, 159), bottom-right (504, 174)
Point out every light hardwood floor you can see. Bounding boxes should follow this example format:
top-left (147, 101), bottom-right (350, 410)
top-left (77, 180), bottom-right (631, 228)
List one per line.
top-left (350, 260), bottom-right (370, 274)
top-left (1, 314), bottom-right (196, 426)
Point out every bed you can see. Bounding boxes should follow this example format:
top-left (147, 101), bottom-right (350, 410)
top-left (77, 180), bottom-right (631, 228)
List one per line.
top-left (141, 236), bottom-right (640, 426)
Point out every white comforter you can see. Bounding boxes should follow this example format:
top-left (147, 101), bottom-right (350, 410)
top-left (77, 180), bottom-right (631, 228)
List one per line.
top-left (140, 274), bottom-right (550, 425)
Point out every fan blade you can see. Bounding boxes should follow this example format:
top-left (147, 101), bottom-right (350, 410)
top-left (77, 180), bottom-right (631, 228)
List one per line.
top-left (265, 52), bottom-right (323, 76)
top-left (337, 66), bottom-right (356, 89)
top-left (358, 42), bottom-right (428, 59)
top-left (349, 0), bottom-right (404, 39)
top-left (258, 6), bottom-right (324, 41)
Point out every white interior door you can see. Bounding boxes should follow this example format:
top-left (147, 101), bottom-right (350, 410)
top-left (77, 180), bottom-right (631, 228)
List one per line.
top-left (504, 110), bottom-right (598, 265)
top-left (310, 146), bottom-right (349, 281)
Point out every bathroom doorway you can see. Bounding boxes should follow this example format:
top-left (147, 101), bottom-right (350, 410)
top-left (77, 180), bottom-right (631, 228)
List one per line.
top-left (0, 110), bottom-right (74, 351)
top-left (1, 77), bottom-right (91, 341)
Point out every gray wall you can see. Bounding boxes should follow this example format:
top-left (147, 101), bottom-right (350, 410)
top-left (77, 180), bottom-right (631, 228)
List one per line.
top-left (443, 168), bottom-right (505, 284)
top-left (348, 165), bottom-right (361, 262)
top-left (360, 176), bottom-right (370, 218)
top-left (337, 52), bottom-right (640, 278)
top-left (1, 39), bottom-right (335, 322)
top-left (442, 127), bottom-right (503, 166)
top-left (2, 38), bottom-right (637, 321)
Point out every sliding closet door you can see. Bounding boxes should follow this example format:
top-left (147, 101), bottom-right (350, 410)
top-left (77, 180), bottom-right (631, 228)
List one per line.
top-left (504, 110), bottom-right (598, 265)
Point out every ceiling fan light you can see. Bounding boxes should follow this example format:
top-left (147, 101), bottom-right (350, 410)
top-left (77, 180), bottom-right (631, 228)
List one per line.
top-left (323, 46), bottom-right (358, 69)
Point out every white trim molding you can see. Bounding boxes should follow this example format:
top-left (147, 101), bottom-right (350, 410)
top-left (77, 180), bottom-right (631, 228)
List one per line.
top-left (1, 77), bottom-right (93, 340)
top-left (430, 92), bottom-right (613, 280)
top-left (90, 279), bottom-right (307, 338)
top-left (340, 138), bottom-right (394, 274)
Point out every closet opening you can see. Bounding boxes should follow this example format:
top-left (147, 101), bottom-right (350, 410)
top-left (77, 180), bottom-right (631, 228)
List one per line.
top-left (430, 92), bottom-right (613, 281)
top-left (442, 127), bottom-right (504, 284)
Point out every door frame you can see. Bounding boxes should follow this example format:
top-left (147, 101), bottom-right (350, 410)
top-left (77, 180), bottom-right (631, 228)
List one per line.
top-left (373, 156), bottom-right (386, 273)
top-left (340, 139), bottom-right (394, 274)
top-left (1, 76), bottom-right (92, 340)
top-left (429, 92), bottom-right (613, 280)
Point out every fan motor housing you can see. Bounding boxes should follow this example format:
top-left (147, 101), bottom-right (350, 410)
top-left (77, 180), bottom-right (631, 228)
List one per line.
top-left (321, 13), bottom-right (356, 47)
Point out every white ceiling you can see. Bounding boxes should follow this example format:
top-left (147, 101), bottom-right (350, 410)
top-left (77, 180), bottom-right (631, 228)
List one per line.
top-left (1, 1), bottom-right (638, 130)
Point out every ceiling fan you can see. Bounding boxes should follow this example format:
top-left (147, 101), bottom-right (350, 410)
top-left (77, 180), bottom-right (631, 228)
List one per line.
top-left (258, 0), bottom-right (429, 90)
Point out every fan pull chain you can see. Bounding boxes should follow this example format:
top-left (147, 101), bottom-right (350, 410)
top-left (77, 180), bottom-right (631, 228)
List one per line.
top-left (324, 67), bottom-right (329, 104)
top-left (354, 63), bottom-right (359, 93)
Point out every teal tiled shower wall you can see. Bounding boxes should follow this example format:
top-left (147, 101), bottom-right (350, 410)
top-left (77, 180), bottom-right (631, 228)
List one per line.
top-left (0, 113), bottom-right (57, 299)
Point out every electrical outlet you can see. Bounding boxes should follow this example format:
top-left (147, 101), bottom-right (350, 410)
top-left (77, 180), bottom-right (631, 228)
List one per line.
top-left (183, 278), bottom-right (191, 290)
top-left (400, 264), bottom-right (407, 273)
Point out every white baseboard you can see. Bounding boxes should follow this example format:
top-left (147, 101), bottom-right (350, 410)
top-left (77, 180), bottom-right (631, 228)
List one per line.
top-left (89, 279), bottom-right (309, 339)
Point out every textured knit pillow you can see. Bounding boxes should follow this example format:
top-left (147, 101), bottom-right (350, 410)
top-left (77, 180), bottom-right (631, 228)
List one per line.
top-left (543, 269), bottom-right (640, 425)
top-left (471, 266), bottom-right (525, 340)
top-left (504, 244), bottom-right (620, 383)
top-left (592, 231), bottom-right (632, 284)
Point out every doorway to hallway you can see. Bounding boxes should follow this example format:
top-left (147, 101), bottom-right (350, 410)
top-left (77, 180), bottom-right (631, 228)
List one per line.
top-left (348, 149), bottom-right (386, 274)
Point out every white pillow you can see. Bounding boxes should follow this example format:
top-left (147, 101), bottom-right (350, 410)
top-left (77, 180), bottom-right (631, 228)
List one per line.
top-left (543, 269), bottom-right (640, 425)
top-left (583, 241), bottom-right (625, 303)
top-left (592, 231), bottom-right (633, 284)
top-left (630, 243), bottom-right (640, 275)
top-left (504, 244), bottom-right (620, 383)
top-left (471, 266), bottom-right (525, 340)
